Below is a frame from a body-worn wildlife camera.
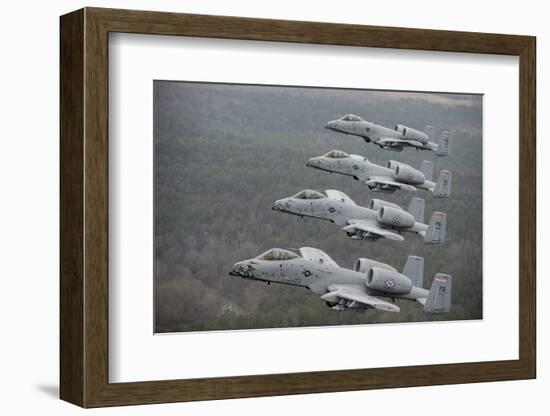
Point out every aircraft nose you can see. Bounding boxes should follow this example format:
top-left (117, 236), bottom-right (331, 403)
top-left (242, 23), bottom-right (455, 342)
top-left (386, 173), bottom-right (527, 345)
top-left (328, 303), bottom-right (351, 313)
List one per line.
top-left (229, 261), bottom-right (250, 278)
top-left (272, 199), bottom-right (285, 211)
top-left (306, 157), bottom-right (320, 168)
top-left (325, 120), bottom-right (336, 129)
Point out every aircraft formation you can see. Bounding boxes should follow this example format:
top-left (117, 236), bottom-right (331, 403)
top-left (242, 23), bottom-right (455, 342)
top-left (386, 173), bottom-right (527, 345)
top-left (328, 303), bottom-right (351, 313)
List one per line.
top-left (230, 113), bottom-right (454, 316)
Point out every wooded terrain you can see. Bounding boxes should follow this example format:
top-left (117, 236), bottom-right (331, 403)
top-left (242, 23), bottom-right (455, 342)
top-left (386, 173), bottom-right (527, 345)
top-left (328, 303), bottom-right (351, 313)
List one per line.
top-left (153, 81), bottom-right (483, 333)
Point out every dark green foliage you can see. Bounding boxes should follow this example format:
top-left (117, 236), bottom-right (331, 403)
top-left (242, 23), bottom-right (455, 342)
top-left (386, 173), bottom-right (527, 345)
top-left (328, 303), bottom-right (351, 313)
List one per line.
top-left (154, 81), bottom-right (483, 333)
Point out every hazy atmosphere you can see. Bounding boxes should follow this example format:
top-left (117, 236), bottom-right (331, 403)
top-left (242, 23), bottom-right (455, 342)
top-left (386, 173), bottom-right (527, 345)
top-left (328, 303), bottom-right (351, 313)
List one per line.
top-left (153, 81), bottom-right (483, 333)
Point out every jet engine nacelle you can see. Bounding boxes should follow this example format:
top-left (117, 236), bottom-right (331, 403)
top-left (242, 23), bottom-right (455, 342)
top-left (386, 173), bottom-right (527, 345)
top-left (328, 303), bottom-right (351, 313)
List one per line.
top-left (353, 258), bottom-right (397, 274)
top-left (394, 164), bottom-right (426, 185)
top-left (387, 160), bottom-right (405, 170)
top-left (368, 198), bottom-right (403, 212)
top-left (366, 267), bottom-right (412, 295)
top-left (395, 124), bottom-right (429, 144)
top-left (378, 206), bottom-right (415, 228)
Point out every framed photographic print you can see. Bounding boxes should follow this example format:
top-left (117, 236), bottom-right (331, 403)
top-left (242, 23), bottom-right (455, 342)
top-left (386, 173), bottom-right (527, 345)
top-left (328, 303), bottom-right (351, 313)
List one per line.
top-left (60, 7), bottom-right (536, 408)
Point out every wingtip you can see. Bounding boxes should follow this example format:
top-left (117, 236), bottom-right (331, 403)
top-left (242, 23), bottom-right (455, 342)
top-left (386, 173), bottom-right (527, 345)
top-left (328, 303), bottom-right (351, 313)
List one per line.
top-left (382, 303), bottom-right (401, 313)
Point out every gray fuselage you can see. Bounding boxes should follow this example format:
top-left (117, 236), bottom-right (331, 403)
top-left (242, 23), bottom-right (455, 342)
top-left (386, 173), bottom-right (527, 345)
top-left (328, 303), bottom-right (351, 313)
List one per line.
top-left (272, 192), bottom-right (427, 235)
top-left (325, 116), bottom-right (437, 151)
top-left (306, 154), bottom-right (435, 192)
top-left (229, 253), bottom-right (428, 301)
top-left (326, 118), bottom-right (401, 142)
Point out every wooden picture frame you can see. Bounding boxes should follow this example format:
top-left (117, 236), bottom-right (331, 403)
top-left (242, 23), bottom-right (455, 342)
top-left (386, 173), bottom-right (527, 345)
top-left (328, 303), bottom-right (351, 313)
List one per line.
top-left (60, 7), bottom-right (536, 408)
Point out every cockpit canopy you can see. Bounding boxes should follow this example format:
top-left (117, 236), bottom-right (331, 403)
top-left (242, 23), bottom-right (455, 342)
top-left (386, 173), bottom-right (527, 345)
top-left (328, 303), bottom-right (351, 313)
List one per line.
top-left (323, 150), bottom-right (350, 159)
top-left (292, 190), bottom-right (326, 200)
top-left (340, 114), bottom-right (363, 122)
top-left (256, 248), bottom-right (300, 261)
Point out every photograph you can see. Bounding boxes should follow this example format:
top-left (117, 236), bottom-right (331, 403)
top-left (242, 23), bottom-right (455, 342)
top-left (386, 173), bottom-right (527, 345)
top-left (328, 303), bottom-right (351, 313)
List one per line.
top-left (50, 4), bottom-right (539, 410)
top-left (153, 80), bottom-right (483, 333)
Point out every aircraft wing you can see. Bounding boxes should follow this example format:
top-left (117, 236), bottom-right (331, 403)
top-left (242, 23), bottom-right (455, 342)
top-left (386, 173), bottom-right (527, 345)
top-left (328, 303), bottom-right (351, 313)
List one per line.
top-left (321, 284), bottom-right (400, 312)
top-left (377, 137), bottom-right (424, 148)
top-left (342, 220), bottom-right (405, 241)
top-left (365, 176), bottom-right (418, 192)
top-left (299, 247), bottom-right (339, 267)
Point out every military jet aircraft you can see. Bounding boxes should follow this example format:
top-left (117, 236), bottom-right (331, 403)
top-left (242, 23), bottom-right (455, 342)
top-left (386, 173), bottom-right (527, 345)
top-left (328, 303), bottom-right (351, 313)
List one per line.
top-left (272, 189), bottom-right (446, 243)
top-left (306, 150), bottom-right (452, 198)
top-left (230, 247), bottom-right (452, 314)
top-left (325, 114), bottom-right (451, 155)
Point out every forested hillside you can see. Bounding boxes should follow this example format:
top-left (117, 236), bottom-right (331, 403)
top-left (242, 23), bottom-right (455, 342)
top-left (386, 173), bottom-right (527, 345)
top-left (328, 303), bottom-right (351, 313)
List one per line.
top-left (154, 81), bottom-right (483, 333)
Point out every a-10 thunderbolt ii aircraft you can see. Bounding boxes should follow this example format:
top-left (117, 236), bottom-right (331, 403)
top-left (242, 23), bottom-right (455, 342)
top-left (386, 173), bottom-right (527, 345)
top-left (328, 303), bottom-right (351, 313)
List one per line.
top-left (325, 114), bottom-right (451, 155)
top-left (229, 247), bottom-right (452, 314)
top-left (272, 189), bottom-right (446, 243)
top-left (306, 150), bottom-right (452, 197)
